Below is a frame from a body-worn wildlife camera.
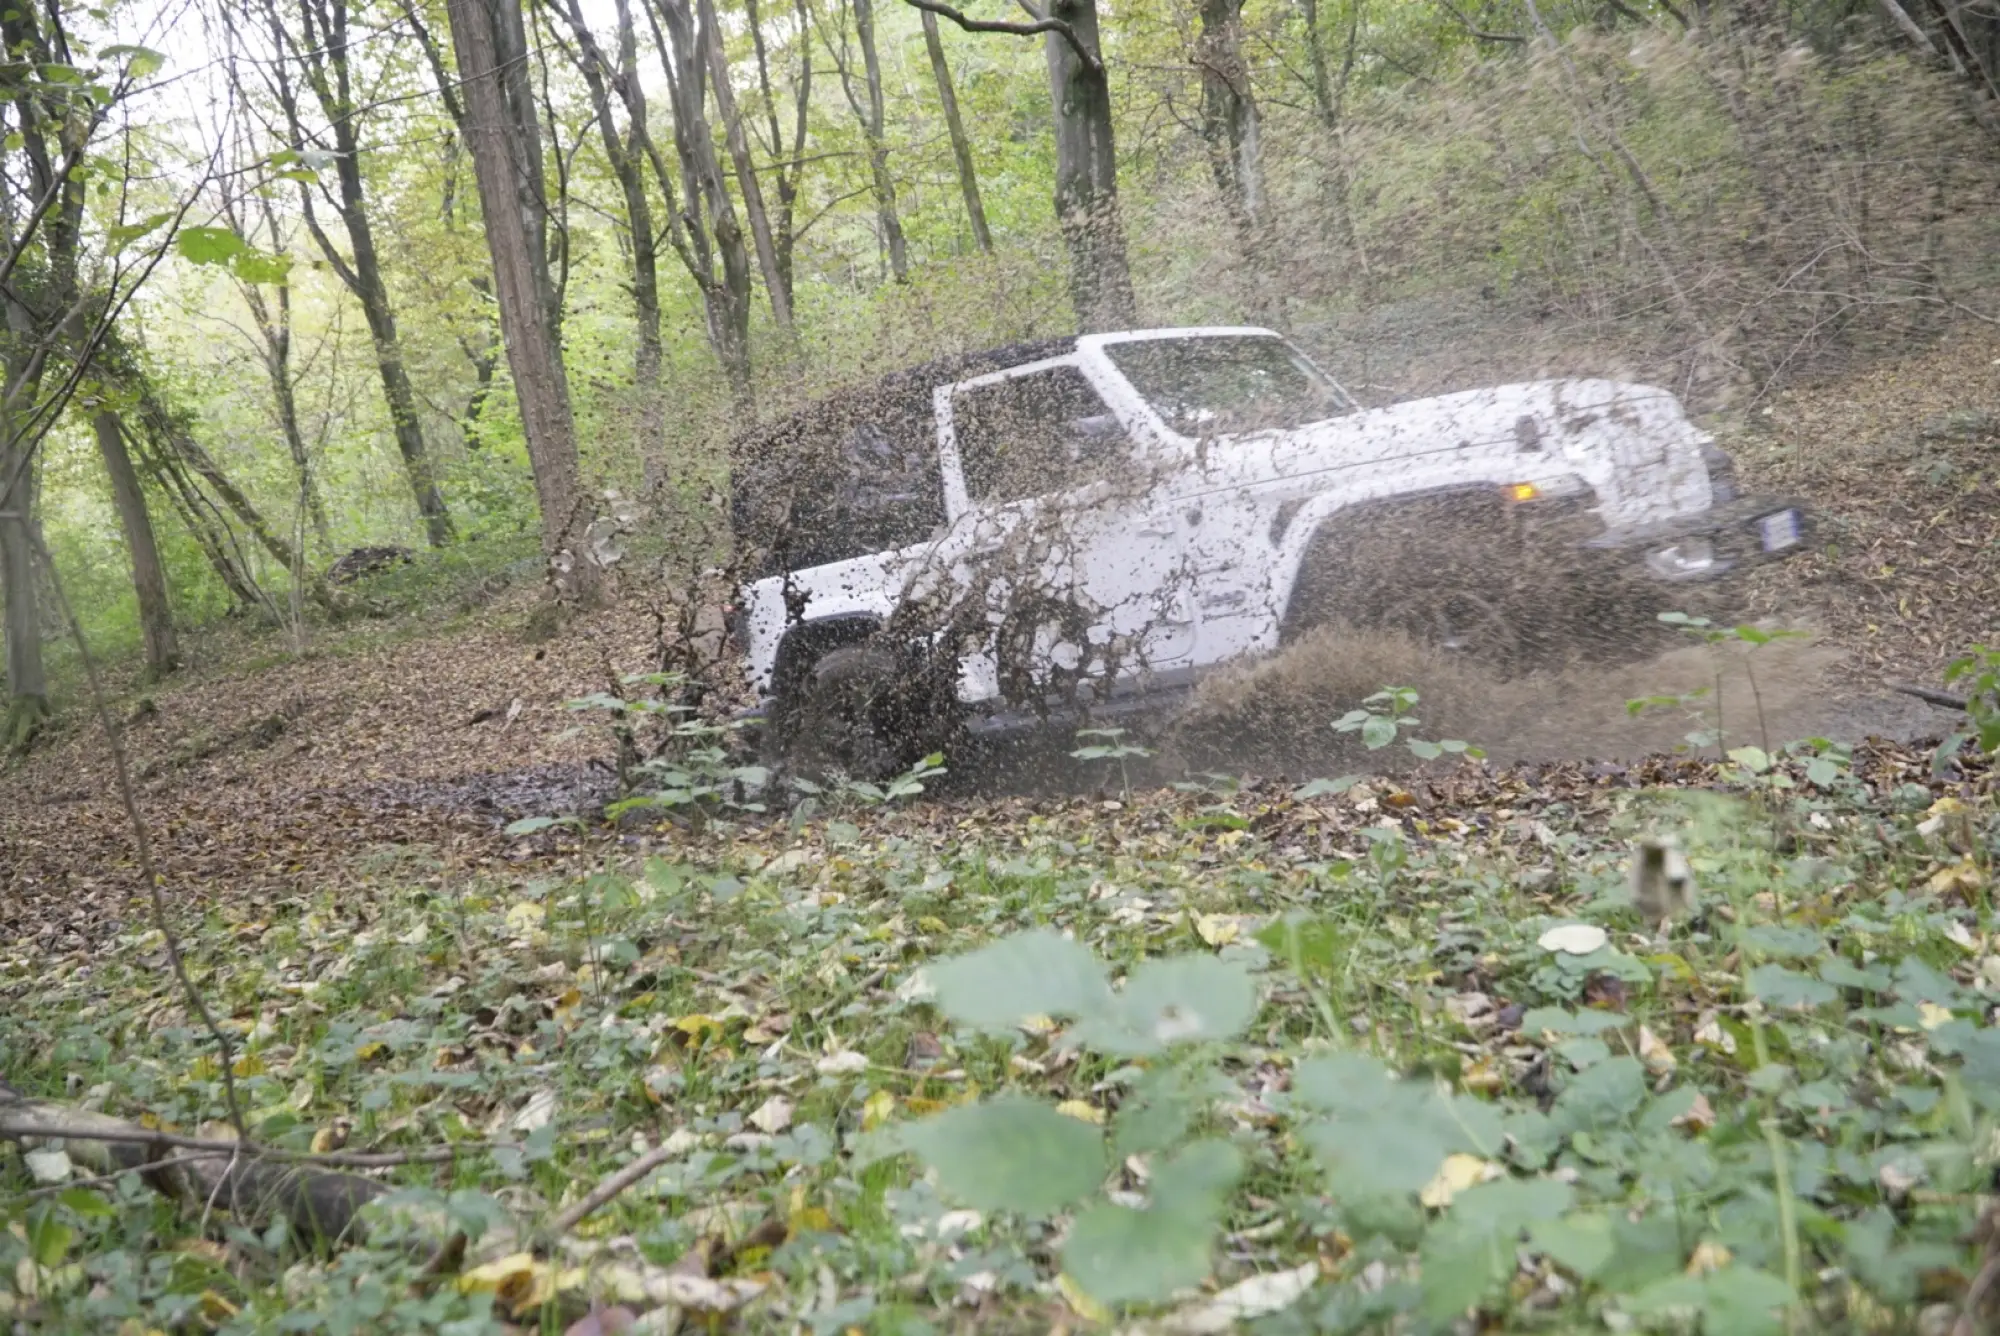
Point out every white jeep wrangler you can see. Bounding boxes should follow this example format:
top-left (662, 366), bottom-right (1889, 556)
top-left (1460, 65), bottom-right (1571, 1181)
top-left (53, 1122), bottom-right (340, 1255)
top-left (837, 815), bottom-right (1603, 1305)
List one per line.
top-left (729, 327), bottom-right (1807, 776)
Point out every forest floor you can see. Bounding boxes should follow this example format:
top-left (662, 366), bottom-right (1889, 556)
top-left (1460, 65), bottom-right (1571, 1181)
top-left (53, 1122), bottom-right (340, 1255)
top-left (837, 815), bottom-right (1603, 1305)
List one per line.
top-left (3, 323), bottom-right (2000, 1333)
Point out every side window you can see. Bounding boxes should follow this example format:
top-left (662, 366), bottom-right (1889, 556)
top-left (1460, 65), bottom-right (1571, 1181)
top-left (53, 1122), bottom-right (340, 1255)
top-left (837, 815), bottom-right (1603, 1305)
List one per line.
top-left (953, 365), bottom-right (1131, 504)
top-left (742, 389), bottom-right (946, 576)
top-left (831, 399), bottom-right (947, 552)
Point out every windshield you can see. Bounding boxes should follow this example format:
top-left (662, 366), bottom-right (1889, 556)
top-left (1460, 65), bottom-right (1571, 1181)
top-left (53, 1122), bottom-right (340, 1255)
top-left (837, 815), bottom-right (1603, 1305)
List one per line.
top-left (1103, 335), bottom-right (1353, 436)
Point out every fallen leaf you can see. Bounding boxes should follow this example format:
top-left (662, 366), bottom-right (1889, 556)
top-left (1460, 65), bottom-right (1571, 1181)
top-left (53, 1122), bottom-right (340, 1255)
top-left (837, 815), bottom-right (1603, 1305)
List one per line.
top-left (1195, 913), bottom-right (1240, 947)
top-left (564, 1303), bottom-right (637, 1336)
top-left (1538, 923), bottom-right (1608, 955)
top-left (22, 1149), bottom-right (70, 1184)
top-left (747, 1096), bottom-right (792, 1135)
top-left (1162, 1262), bottom-right (1320, 1333)
top-left (1671, 1091), bottom-right (1716, 1133)
top-left (814, 1050), bottom-right (869, 1076)
top-left (1918, 1001), bottom-right (1954, 1031)
top-left (511, 1088), bottom-right (558, 1134)
top-left (1928, 859), bottom-right (1984, 897)
top-left (1419, 1153), bottom-right (1504, 1207)
top-left (1638, 1024), bottom-right (1678, 1078)
top-left (1055, 1099), bottom-right (1106, 1125)
top-left (1685, 1240), bottom-right (1733, 1276)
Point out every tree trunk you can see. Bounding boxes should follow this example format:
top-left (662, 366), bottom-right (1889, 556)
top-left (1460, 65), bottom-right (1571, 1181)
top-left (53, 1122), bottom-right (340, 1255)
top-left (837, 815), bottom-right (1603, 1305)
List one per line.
top-left (853, 0), bottom-right (910, 281)
top-left (127, 423), bottom-right (265, 613)
top-left (647, 0), bottom-right (755, 406)
top-left (1195, 0), bottom-right (1268, 313)
top-left (746, 0), bottom-right (813, 305)
top-left (1196, 0), bottom-right (1262, 228)
top-left (137, 391), bottom-right (331, 610)
top-left (91, 410), bottom-right (179, 678)
top-left (697, 0), bottom-right (797, 330)
top-left (1044, 0), bottom-right (1136, 330)
top-left (0, 420), bottom-right (46, 745)
top-left (551, 0), bottom-right (667, 453)
top-left (275, 0), bottom-right (454, 549)
top-left (921, 10), bottom-right (993, 252)
top-left (448, 0), bottom-right (600, 601)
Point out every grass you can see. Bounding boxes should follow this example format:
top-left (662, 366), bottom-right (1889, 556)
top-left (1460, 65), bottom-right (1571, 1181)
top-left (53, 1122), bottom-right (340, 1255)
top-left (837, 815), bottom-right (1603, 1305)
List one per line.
top-left (2, 716), bottom-right (1996, 1333)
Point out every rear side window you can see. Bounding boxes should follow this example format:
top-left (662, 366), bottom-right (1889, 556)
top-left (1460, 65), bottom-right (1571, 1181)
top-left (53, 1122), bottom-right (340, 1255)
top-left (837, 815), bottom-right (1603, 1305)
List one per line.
top-left (952, 365), bottom-right (1130, 504)
top-left (738, 387), bottom-right (946, 577)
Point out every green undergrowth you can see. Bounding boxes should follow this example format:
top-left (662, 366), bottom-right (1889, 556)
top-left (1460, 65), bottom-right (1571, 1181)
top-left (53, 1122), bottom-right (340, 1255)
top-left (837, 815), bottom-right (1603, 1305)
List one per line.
top-left (3, 742), bottom-right (1998, 1333)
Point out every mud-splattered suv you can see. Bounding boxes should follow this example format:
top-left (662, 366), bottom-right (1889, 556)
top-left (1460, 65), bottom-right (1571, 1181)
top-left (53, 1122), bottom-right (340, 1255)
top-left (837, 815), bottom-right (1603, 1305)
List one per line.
top-left (729, 327), bottom-right (1808, 776)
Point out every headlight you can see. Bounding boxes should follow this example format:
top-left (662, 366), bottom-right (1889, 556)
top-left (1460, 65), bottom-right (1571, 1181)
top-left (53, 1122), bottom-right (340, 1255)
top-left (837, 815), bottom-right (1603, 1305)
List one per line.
top-left (1645, 537), bottom-right (1717, 579)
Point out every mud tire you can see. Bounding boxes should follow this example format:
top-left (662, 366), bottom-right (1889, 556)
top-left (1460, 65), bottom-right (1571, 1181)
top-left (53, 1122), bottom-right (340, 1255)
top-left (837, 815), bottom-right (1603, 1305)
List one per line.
top-left (775, 644), bottom-right (911, 783)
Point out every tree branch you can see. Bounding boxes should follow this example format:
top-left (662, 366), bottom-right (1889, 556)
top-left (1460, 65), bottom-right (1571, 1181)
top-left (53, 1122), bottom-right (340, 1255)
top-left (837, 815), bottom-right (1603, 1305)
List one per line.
top-left (1437, 0), bottom-right (1523, 42)
top-left (901, 0), bottom-right (1100, 74)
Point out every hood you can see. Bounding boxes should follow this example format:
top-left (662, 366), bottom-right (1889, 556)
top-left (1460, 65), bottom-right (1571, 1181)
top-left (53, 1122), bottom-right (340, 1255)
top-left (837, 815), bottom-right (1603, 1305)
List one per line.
top-left (1202, 378), bottom-right (1713, 529)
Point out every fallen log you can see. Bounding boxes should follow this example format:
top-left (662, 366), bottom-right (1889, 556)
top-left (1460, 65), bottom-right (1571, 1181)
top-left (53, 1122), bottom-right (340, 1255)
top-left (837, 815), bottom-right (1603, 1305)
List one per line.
top-left (1, 1083), bottom-right (388, 1248)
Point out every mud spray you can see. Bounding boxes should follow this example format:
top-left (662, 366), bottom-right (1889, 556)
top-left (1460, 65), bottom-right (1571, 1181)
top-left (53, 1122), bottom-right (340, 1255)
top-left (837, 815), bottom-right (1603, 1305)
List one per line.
top-left (1160, 620), bottom-right (1946, 784)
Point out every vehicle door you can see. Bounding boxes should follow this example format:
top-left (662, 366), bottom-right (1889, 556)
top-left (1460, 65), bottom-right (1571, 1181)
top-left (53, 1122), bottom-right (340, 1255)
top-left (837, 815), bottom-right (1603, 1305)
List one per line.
top-left (929, 358), bottom-right (1195, 707)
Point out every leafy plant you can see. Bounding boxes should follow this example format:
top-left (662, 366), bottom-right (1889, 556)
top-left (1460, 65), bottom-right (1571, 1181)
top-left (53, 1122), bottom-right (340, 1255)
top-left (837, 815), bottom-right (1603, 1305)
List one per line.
top-left (1942, 643), bottom-right (2000, 758)
top-left (899, 929), bottom-right (1255, 1307)
top-left (1333, 686), bottom-right (1485, 761)
top-left (1070, 726), bottom-right (1154, 800)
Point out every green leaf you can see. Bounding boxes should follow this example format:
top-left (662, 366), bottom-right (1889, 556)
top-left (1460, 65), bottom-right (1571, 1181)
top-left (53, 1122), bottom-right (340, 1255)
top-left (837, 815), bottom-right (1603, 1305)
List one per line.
top-left (1518, 1006), bottom-right (1626, 1036)
top-left (504, 815), bottom-right (565, 835)
top-left (1748, 963), bottom-right (1838, 1009)
top-left (1819, 957), bottom-right (1890, 991)
top-left (1739, 925), bottom-right (1823, 960)
top-left (1295, 1054), bottom-right (1505, 1195)
top-left (26, 1209), bottom-right (72, 1267)
top-left (1360, 714), bottom-right (1398, 750)
top-left (1420, 1179), bottom-right (1572, 1319)
top-left (175, 225), bottom-right (246, 265)
top-left (1062, 1197), bottom-right (1221, 1306)
top-left (57, 1187), bottom-right (116, 1219)
top-left (1726, 745), bottom-right (1772, 772)
top-left (1530, 1212), bottom-right (1616, 1279)
top-left (1150, 1138), bottom-right (1242, 1206)
top-left (1291, 775), bottom-right (1359, 799)
top-left (1550, 1056), bottom-right (1647, 1131)
top-left (106, 209), bottom-right (173, 251)
top-left (1071, 954), bottom-right (1257, 1055)
top-left (1111, 1067), bottom-right (1196, 1157)
top-left (232, 249), bottom-right (291, 285)
top-left (1626, 1266), bottom-right (1794, 1336)
top-left (928, 928), bottom-right (1111, 1029)
top-left (901, 1095), bottom-right (1105, 1216)
top-left (99, 43), bottom-right (165, 77)
top-left (1062, 1141), bottom-right (1240, 1306)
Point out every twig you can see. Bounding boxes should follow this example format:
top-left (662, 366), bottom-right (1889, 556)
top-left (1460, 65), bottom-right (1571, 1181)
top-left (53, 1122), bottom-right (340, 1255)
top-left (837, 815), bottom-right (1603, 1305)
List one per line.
top-left (0, 1117), bottom-right (508, 1167)
top-left (3, 1153), bottom-right (210, 1203)
top-left (1953, 1249), bottom-right (2000, 1336)
top-left (1437, 0), bottom-right (1524, 42)
top-left (901, 0), bottom-right (1101, 74)
top-left (548, 1140), bottom-right (680, 1233)
top-left (1896, 683), bottom-right (1971, 711)
top-left (26, 528), bottom-right (249, 1141)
